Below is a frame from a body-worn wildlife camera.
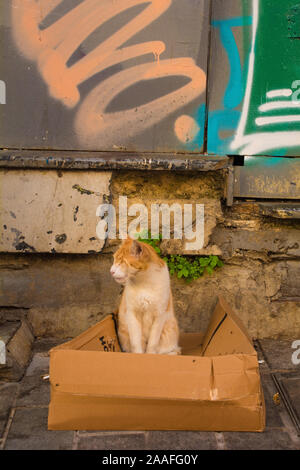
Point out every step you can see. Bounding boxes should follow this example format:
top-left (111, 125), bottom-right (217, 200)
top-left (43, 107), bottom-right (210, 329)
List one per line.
top-left (0, 320), bottom-right (34, 381)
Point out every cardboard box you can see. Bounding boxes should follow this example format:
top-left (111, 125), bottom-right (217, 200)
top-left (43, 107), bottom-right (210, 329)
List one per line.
top-left (48, 297), bottom-right (265, 431)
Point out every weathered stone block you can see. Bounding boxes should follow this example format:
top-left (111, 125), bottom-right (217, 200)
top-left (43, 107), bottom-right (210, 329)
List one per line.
top-left (107, 170), bottom-right (225, 255)
top-left (1, 253), bottom-right (300, 339)
top-left (0, 169), bottom-right (111, 254)
top-left (0, 320), bottom-right (34, 381)
top-left (212, 227), bottom-right (300, 259)
top-left (110, 171), bottom-right (226, 200)
top-left (106, 196), bottom-right (223, 255)
top-left (264, 261), bottom-right (300, 301)
top-left (0, 254), bottom-right (121, 338)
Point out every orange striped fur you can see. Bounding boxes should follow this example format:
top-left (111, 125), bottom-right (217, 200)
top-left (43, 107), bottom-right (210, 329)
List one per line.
top-left (110, 238), bottom-right (180, 355)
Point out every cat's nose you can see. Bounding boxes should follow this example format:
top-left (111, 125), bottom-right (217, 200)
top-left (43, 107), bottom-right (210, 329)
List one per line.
top-left (110, 266), bottom-right (116, 276)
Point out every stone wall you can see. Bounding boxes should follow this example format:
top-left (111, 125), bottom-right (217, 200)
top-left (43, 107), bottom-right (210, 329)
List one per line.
top-left (0, 168), bottom-right (299, 340)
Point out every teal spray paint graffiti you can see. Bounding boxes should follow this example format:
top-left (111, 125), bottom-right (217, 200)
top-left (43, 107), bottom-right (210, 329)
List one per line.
top-left (190, 15), bottom-right (252, 154)
top-left (189, 0), bottom-right (299, 157)
top-left (231, 0), bottom-right (300, 156)
top-left (207, 15), bottom-right (252, 154)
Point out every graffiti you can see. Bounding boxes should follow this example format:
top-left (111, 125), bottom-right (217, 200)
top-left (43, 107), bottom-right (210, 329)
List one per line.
top-left (174, 115), bottom-right (200, 145)
top-left (185, 0), bottom-right (300, 157)
top-left (12, 0), bottom-right (206, 148)
top-left (188, 15), bottom-right (252, 154)
top-left (8, 0), bottom-right (300, 156)
top-left (207, 15), bottom-right (252, 154)
top-left (255, 81), bottom-right (300, 127)
top-left (231, 0), bottom-right (300, 155)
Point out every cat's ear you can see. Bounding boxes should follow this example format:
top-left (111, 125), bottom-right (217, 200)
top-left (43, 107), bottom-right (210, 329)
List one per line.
top-left (130, 239), bottom-right (143, 258)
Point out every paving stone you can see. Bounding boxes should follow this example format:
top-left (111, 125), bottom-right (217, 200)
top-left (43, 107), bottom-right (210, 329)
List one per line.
top-left (77, 432), bottom-right (146, 450)
top-left (280, 375), bottom-right (300, 422)
top-left (4, 407), bottom-right (74, 450)
top-left (146, 431), bottom-right (217, 450)
top-left (25, 353), bottom-right (49, 376)
top-left (16, 376), bottom-right (50, 407)
top-left (223, 428), bottom-right (299, 450)
top-left (258, 339), bottom-right (299, 371)
top-left (0, 382), bottom-right (19, 438)
top-left (14, 353), bottom-right (50, 407)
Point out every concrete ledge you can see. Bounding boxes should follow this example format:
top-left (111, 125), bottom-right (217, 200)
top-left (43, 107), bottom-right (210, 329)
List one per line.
top-left (258, 202), bottom-right (300, 219)
top-left (0, 150), bottom-right (230, 172)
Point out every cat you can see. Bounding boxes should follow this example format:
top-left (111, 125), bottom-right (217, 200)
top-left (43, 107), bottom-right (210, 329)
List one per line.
top-left (110, 237), bottom-right (181, 355)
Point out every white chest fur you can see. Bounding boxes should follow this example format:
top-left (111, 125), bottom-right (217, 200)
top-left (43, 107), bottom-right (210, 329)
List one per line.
top-left (125, 263), bottom-right (170, 315)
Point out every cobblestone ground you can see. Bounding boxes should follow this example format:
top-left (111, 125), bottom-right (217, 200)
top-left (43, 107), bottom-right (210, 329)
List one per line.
top-left (0, 339), bottom-right (300, 450)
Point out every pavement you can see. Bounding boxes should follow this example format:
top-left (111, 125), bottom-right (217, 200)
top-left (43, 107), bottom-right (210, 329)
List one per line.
top-left (0, 338), bottom-right (300, 451)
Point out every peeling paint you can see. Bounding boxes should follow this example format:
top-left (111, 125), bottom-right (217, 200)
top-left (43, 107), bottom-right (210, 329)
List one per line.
top-left (72, 184), bottom-right (100, 196)
top-left (11, 227), bottom-right (23, 245)
top-left (73, 205), bottom-right (79, 222)
top-left (55, 234), bottom-right (67, 244)
top-left (10, 227), bottom-right (36, 252)
top-left (15, 241), bottom-right (36, 252)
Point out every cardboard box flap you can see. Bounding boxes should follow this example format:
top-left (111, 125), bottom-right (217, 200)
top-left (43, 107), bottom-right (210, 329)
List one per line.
top-left (201, 297), bottom-right (256, 357)
top-left (50, 348), bottom-right (260, 404)
top-left (50, 315), bottom-right (121, 353)
top-left (179, 333), bottom-right (203, 356)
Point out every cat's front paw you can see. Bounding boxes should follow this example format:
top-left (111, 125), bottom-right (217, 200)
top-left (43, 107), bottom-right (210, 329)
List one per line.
top-left (145, 347), bottom-right (158, 354)
top-left (131, 346), bottom-right (144, 354)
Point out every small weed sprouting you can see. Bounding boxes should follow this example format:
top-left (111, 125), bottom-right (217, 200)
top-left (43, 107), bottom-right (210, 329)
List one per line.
top-left (164, 253), bottom-right (224, 283)
top-left (137, 230), bottom-right (223, 283)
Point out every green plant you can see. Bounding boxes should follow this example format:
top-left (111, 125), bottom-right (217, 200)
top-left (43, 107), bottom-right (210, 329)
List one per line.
top-left (137, 230), bottom-right (162, 254)
top-left (164, 254), bottom-right (223, 283)
top-left (137, 230), bottom-right (224, 283)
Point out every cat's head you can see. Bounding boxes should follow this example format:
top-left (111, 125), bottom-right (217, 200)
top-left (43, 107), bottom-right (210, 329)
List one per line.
top-left (110, 238), bottom-right (164, 284)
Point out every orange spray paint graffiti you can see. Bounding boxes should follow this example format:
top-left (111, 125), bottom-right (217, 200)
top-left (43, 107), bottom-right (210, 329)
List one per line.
top-left (12, 0), bottom-right (206, 148)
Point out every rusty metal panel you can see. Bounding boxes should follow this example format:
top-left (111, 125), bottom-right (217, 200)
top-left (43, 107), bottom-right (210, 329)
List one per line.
top-left (0, 0), bottom-right (210, 153)
top-left (208, 0), bottom-right (300, 157)
top-left (233, 157), bottom-right (300, 199)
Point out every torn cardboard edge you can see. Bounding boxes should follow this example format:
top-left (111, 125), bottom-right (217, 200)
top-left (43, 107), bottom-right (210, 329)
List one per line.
top-left (50, 314), bottom-right (121, 353)
top-left (48, 296), bottom-right (266, 432)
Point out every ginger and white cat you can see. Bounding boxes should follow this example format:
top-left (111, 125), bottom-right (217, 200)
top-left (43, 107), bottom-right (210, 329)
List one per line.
top-left (110, 238), bottom-right (181, 355)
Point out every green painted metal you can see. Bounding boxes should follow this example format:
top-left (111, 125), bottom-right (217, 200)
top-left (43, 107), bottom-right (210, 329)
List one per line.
top-left (233, 157), bottom-right (300, 199)
top-left (231, 0), bottom-right (300, 156)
